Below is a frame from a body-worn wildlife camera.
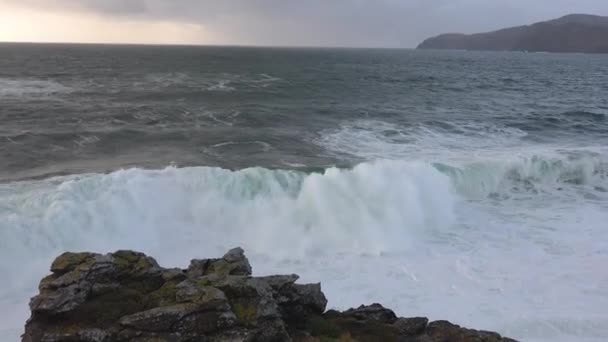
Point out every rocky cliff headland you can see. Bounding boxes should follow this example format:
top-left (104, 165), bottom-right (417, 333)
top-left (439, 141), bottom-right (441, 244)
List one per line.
top-left (23, 248), bottom-right (516, 342)
top-left (417, 14), bottom-right (608, 53)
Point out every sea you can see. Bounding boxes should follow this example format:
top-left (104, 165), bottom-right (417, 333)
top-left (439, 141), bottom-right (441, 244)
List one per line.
top-left (1, 43), bottom-right (607, 341)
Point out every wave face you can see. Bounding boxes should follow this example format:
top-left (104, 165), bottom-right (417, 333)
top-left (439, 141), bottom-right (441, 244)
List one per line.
top-left (0, 161), bottom-right (454, 262)
top-left (438, 152), bottom-right (608, 199)
top-left (4, 154), bottom-right (604, 269)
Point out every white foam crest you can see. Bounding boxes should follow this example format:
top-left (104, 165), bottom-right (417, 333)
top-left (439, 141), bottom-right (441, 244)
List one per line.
top-left (0, 161), bottom-right (454, 290)
top-left (0, 78), bottom-right (71, 98)
top-left (318, 119), bottom-right (608, 199)
top-left (141, 72), bottom-right (282, 92)
top-left (436, 151), bottom-right (608, 200)
top-left (206, 79), bottom-right (236, 91)
top-left (1, 160), bottom-right (608, 341)
top-left (318, 119), bottom-right (528, 160)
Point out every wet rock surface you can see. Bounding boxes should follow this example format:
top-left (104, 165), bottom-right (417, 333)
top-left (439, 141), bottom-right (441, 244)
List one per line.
top-left (23, 248), bottom-right (517, 342)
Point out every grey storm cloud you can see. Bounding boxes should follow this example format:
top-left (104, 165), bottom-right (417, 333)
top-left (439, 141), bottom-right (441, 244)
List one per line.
top-left (6, 0), bottom-right (608, 47)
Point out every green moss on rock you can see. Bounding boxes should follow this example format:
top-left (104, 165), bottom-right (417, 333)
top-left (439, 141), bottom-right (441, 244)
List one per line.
top-left (50, 252), bottom-right (94, 274)
top-left (232, 302), bottom-right (257, 323)
top-left (149, 280), bottom-right (179, 307)
top-left (304, 315), bottom-right (341, 338)
top-left (112, 250), bottom-right (149, 270)
top-left (197, 277), bottom-right (213, 287)
top-left (207, 260), bottom-right (232, 276)
top-left (38, 274), bottom-right (57, 291)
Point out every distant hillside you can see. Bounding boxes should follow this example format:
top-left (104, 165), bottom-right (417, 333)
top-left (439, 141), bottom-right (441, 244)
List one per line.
top-left (417, 14), bottom-right (608, 53)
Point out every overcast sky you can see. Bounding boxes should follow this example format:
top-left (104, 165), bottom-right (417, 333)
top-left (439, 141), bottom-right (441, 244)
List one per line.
top-left (1, 0), bottom-right (607, 47)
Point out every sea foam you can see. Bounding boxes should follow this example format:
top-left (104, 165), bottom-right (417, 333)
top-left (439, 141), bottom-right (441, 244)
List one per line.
top-left (1, 158), bottom-right (607, 341)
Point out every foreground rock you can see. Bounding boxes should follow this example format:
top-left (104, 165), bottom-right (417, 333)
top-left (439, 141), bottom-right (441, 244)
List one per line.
top-left (24, 248), bottom-right (517, 342)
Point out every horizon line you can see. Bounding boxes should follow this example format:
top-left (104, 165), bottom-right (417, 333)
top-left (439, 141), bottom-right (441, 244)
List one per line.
top-left (0, 40), bottom-right (416, 50)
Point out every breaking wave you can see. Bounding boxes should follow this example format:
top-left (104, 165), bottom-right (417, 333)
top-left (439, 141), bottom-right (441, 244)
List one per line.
top-left (0, 161), bottom-right (454, 263)
top-left (437, 152), bottom-right (608, 199)
top-left (1, 157), bottom-right (607, 341)
top-left (1, 154), bottom-right (606, 268)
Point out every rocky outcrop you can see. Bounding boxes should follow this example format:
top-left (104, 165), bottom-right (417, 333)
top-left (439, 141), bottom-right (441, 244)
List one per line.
top-left (417, 14), bottom-right (608, 53)
top-left (23, 248), bottom-right (517, 342)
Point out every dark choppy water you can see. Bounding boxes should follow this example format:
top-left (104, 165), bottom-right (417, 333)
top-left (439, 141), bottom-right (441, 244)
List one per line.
top-left (2, 44), bottom-right (608, 342)
top-left (1, 43), bottom-right (607, 181)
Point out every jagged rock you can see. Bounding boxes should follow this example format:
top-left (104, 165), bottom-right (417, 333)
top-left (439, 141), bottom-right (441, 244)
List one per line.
top-left (29, 283), bottom-right (90, 315)
top-left (276, 282), bottom-right (328, 324)
top-left (23, 248), bottom-right (518, 342)
top-left (425, 320), bottom-right (518, 342)
top-left (187, 258), bottom-right (218, 278)
top-left (393, 317), bottom-right (429, 336)
top-left (186, 247), bottom-right (252, 279)
top-left (258, 274), bottom-right (300, 290)
top-left (222, 247), bottom-right (252, 273)
top-left (120, 304), bottom-right (198, 332)
top-left (342, 303), bottom-right (398, 323)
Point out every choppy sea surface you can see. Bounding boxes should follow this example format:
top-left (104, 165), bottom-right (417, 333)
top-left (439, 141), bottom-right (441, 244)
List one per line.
top-left (1, 43), bottom-right (608, 341)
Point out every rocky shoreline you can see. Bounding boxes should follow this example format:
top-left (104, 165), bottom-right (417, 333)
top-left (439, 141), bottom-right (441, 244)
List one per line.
top-left (23, 248), bottom-right (516, 342)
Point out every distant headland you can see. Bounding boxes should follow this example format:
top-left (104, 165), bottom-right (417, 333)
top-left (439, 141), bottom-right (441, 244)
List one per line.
top-left (417, 14), bottom-right (608, 53)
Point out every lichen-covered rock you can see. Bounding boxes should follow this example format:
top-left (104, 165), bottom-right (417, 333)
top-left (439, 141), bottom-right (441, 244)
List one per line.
top-left (187, 247), bottom-right (252, 279)
top-left (23, 248), bottom-right (518, 342)
top-left (274, 281), bottom-right (328, 324)
top-left (50, 252), bottom-right (96, 275)
top-left (221, 247), bottom-right (252, 275)
top-left (119, 304), bottom-right (197, 332)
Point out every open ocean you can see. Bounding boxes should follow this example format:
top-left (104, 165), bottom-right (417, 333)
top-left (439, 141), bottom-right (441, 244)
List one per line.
top-left (1, 43), bottom-right (608, 341)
